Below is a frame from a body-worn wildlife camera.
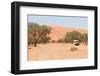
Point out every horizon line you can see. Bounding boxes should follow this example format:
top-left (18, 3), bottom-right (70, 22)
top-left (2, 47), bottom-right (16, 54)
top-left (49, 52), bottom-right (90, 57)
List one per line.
top-left (28, 22), bottom-right (88, 30)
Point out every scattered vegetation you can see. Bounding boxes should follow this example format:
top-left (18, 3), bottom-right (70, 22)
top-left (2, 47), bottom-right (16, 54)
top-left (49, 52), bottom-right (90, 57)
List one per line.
top-left (70, 47), bottom-right (78, 51)
top-left (28, 23), bottom-right (88, 47)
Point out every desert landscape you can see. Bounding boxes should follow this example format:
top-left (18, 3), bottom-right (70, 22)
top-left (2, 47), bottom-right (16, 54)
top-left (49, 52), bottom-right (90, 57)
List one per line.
top-left (49, 25), bottom-right (87, 41)
top-left (28, 25), bottom-right (88, 61)
top-left (28, 43), bottom-right (88, 61)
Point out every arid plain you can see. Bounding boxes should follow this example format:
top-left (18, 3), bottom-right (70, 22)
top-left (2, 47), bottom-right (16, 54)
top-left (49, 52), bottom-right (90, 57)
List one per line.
top-left (28, 25), bottom-right (88, 61)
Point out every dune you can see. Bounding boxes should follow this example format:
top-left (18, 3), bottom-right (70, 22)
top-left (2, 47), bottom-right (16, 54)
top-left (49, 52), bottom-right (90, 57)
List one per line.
top-left (49, 25), bottom-right (88, 41)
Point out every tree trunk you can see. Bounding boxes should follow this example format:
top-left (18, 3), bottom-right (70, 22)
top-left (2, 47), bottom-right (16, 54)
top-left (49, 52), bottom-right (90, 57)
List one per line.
top-left (34, 42), bottom-right (37, 47)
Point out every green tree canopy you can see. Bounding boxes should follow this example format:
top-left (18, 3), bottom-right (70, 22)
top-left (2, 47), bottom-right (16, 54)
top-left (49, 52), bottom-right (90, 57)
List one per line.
top-left (28, 23), bottom-right (51, 47)
top-left (81, 33), bottom-right (88, 43)
top-left (64, 31), bottom-right (82, 43)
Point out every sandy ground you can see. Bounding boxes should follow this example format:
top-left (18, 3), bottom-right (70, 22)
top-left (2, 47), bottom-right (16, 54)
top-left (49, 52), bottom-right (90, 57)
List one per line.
top-left (28, 43), bottom-right (88, 61)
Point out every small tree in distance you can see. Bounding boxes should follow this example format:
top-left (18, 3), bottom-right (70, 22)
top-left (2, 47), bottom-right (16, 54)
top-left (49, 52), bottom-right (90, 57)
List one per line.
top-left (51, 40), bottom-right (56, 43)
top-left (57, 39), bottom-right (64, 43)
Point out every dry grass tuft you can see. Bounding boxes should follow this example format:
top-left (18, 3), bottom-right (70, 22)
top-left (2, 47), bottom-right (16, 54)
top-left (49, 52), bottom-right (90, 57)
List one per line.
top-left (70, 47), bottom-right (78, 51)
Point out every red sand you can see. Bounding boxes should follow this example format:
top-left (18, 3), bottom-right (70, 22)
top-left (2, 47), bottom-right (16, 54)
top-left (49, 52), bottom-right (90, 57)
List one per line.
top-left (49, 25), bottom-right (87, 41)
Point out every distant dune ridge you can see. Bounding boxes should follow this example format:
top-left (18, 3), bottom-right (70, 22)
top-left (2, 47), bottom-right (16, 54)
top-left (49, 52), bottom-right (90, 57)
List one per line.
top-left (49, 25), bottom-right (88, 41)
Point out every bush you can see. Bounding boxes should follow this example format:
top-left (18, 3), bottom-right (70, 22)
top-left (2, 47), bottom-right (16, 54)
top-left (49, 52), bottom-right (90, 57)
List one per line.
top-left (64, 31), bottom-right (88, 43)
top-left (57, 39), bottom-right (64, 43)
top-left (81, 33), bottom-right (88, 43)
top-left (70, 47), bottom-right (78, 51)
top-left (64, 31), bottom-right (82, 43)
top-left (51, 40), bottom-right (56, 43)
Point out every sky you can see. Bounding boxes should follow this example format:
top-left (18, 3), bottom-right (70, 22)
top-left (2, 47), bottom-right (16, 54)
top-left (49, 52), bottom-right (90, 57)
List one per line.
top-left (28, 15), bottom-right (88, 29)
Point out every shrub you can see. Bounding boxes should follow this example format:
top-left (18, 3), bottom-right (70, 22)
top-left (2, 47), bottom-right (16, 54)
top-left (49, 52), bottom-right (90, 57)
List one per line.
top-left (51, 40), bottom-right (56, 43)
top-left (64, 31), bottom-right (82, 43)
top-left (81, 33), bottom-right (88, 43)
top-left (57, 39), bottom-right (64, 43)
top-left (70, 47), bottom-right (78, 51)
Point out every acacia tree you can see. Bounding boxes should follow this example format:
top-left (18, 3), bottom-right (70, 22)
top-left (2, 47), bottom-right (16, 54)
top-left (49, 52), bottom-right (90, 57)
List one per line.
top-left (82, 33), bottom-right (88, 43)
top-left (28, 23), bottom-right (51, 47)
top-left (64, 31), bottom-right (82, 43)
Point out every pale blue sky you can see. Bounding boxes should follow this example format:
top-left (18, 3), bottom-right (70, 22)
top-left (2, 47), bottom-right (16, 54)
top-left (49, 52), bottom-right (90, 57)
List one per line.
top-left (28, 15), bottom-right (88, 29)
